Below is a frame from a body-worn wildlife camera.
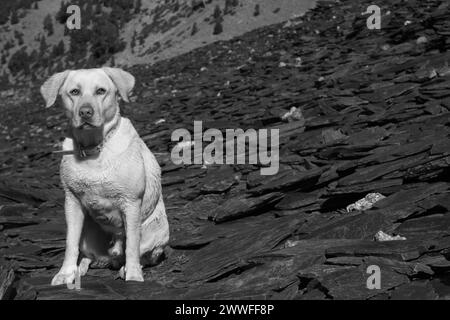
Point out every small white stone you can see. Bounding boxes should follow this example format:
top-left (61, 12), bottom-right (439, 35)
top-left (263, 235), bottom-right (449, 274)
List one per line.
top-left (346, 193), bottom-right (386, 212)
top-left (374, 231), bottom-right (406, 242)
top-left (416, 36), bottom-right (428, 45)
top-left (281, 106), bottom-right (305, 123)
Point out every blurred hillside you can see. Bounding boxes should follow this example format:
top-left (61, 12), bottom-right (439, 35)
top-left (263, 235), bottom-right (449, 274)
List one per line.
top-left (0, 0), bottom-right (316, 84)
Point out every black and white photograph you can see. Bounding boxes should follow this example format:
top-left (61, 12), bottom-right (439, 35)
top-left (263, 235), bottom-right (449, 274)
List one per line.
top-left (0, 0), bottom-right (450, 307)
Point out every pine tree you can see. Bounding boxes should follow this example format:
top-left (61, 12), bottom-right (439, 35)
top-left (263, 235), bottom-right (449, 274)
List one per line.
top-left (56, 1), bottom-right (68, 24)
top-left (95, 2), bottom-right (102, 15)
top-left (10, 10), bottom-right (19, 25)
top-left (130, 31), bottom-right (137, 53)
top-left (253, 4), bottom-right (260, 17)
top-left (43, 14), bottom-right (54, 36)
top-left (4, 40), bottom-right (13, 51)
top-left (213, 20), bottom-right (223, 35)
top-left (14, 30), bottom-right (24, 45)
top-left (55, 61), bottom-right (64, 72)
top-left (39, 36), bottom-right (47, 57)
top-left (85, 1), bottom-right (93, 22)
top-left (134, 0), bottom-right (142, 14)
top-left (29, 49), bottom-right (38, 61)
top-left (52, 40), bottom-right (65, 56)
top-left (213, 5), bottom-right (221, 20)
top-left (191, 22), bottom-right (198, 36)
top-left (224, 0), bottom-right (234, 14)
top-left (8, 47), bottom-right (30, 74)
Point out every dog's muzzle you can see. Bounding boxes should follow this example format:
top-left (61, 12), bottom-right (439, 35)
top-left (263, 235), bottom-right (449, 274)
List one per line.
top-left (79, 104), bottom-right (94, 120)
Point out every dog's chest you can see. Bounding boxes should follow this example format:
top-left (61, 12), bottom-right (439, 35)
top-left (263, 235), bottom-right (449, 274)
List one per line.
top-left (61, 158), bottom-right (125, 231)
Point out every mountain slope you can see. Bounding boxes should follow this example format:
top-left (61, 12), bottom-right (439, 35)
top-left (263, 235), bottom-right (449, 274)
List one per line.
top-left (0, 0), bottom-right (316, 83)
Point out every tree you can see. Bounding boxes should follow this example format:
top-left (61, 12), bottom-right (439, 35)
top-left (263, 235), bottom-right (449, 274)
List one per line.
top-left (85, 1), bottom-right (93, 22)
top-left (68, 27), bottom-right (90, 61)
top-left (39, 36), bottom-right (47, 57)
top-left (191, 22), bottom-right (198, 35)
top-left (4, 40), bottom-right (14, 51)
top-left (56, 1), bottom-right (70, 24)
top-left (8, 47), bottom-right (30, 74)
top-left (14, 30), bottom-right (24, 45)
top-left (224, 0), bottom-right (236, 14)
top-left (10, 10), bottom-right (19, 25)
top-left (90, 16), bottom-right (125, 64)
top-left (111, 4), bottom-right (126, 28)
top-left (34, 1), bottom-right (39, 9)
top-left (134, 0), bottom-right (142, 14)
top-left (55, 61), bottom-right (64, 72)
top-left (52, 40), bottom-right (65, 56)
top-left (130, 31), bottom-right (137, 53)
top-left (213, 5), bottom-right (221, 20)
top-left (95, 2), bottom-right (102, 15)
top-left (29, 49), bottom-right (38, 61)
top-left (254, 4), bottom-right (260, 17)
top-left (43, 14), bottom-right (54, 36)
top-left (213, 20), bottom-right (223, 35)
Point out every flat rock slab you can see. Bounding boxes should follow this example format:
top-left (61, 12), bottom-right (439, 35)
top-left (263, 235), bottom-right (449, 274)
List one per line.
top-left (0, 263), bottom-right (15, 299)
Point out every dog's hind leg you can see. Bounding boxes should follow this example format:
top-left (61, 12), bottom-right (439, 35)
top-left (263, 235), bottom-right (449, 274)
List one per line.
top-left (139, 196), bottom-right (170, 267)
top-left (141, 246), bottom-right (166, 266)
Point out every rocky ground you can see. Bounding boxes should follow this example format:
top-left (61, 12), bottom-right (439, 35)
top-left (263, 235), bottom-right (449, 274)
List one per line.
top-left (1, 0), bottom-right (450, 299)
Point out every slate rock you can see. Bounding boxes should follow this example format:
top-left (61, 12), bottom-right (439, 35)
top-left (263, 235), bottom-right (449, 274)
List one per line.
top-left (0, 263), bottom-right (15, 300)
top-left (210, 192), bottom-right (284, 223)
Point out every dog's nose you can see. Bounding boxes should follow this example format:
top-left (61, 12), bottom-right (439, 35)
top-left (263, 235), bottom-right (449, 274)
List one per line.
top-left (79, 104), bottom-right (94, 119)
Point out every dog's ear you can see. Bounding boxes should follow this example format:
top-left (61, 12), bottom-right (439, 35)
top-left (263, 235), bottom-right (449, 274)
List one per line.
top-left (40, 70), bottom-right (70, 108)
top-left (102, 67), bottom-right (135, 103)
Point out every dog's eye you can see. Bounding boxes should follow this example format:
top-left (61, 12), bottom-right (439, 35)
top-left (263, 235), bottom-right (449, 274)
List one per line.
top-left (69, 89), bottom-right (80, 96)
top-left (96, 88), bottom-right (106, 95)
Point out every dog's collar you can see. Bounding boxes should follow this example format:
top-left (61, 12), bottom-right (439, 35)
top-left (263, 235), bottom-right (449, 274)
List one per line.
top-left (54, 118), bottom-right (121, 158)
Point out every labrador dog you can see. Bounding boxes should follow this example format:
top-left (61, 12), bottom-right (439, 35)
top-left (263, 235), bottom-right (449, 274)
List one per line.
top-left (40, 68), bottom-right (169, 284)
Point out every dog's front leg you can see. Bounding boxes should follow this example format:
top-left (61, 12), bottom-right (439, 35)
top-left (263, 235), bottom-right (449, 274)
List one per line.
top-left (120, 201), bottom-right (144, 282)
top-left (51, 191), bottom-right (84, 286)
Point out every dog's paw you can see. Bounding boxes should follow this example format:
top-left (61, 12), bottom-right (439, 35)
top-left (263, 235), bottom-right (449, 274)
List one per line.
top-left (51, 265), bottom-right (78, 286)
top-left (78, 258), bottom-right (91, 276)
top-left (119, 264), bottom-right (144, 282)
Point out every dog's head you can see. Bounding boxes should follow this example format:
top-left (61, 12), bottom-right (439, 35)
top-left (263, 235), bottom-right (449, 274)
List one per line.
top-left (40, 68), bottom-right (135, 130)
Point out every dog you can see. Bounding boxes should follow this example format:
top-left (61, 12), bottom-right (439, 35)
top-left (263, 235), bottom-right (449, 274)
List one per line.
top-left (40, 67), bottom-right (170, 284)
